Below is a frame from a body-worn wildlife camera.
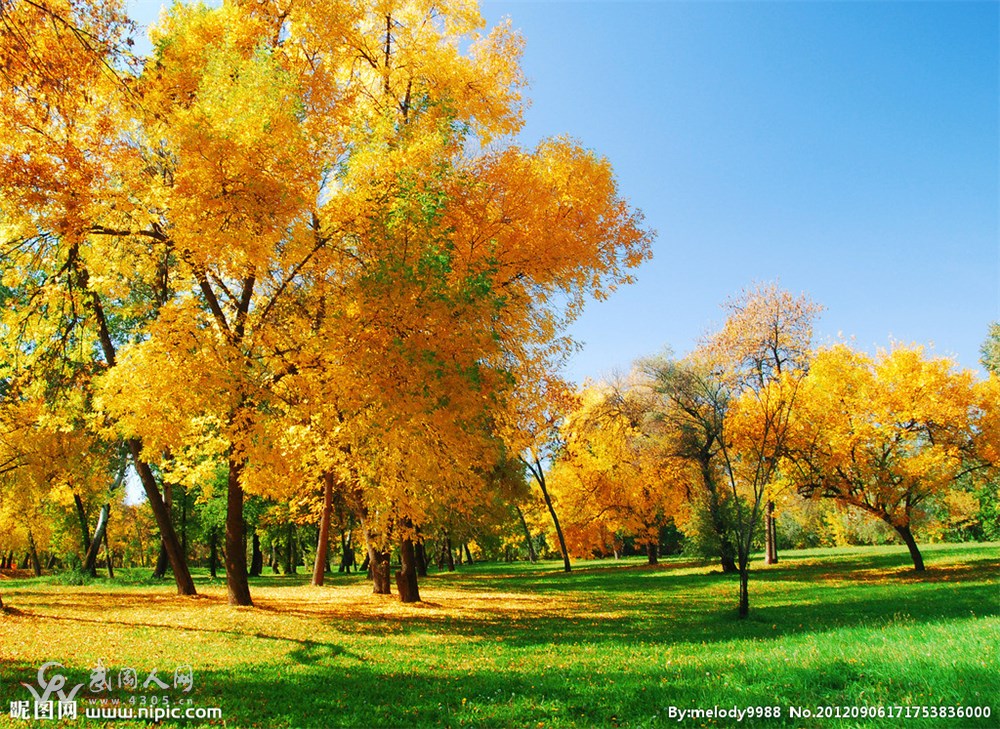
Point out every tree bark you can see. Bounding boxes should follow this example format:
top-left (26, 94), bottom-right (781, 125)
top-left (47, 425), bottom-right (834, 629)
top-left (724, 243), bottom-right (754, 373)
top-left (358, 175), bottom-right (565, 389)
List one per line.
top-left (415, 541), bottom-right (428, 577)
top-left (463, 543), bottom-right (474, 565)
top-left (249, 532), bottom-right (263, 576)
top-left (104, 522), bottom-right (114, 578)
top-left (764, 500), bottom-right (778, 565)
top-left (720, 538), bottom-right (738, 573)
top-left (284, 522), bottom-right (297, 575)
top-left (368, 545), bottom-right (391, 594)
top-left (312, 473), bottom-right (334, 587)
top-left (339, 530), bottom-right (356, 572)
top-left (27, 530), bottom-right (42, 577)
top-left (738, 565), bottom-right (750, 618)
top-left (395, 530), bottom-right (420, 603)
top-left (83, 504), bottom-right (110, 576)
top-left (515, 505), bottom-right (537, 562)
top-left (646, 540), bottom-right (658, 566)
top-left (445, 536), bottom-right (455, 571)
top-left (73, 492), bottom-right (93, 558)
top-left (152, 481), bottom-right (172, 579)
top-left (527, 458), bottom-right (571, 572)
top-left (224, 457), bottom-right (253, 606)
top-left (209, 529), bottom-right (219, 578)
top-left (895, 524), bottom-right (925, 571)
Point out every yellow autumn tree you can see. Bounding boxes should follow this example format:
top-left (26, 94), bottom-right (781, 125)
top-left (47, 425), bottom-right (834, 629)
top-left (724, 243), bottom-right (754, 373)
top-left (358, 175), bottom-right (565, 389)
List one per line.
top-left (784, 344), bottom-right (991, 571)
top-left (549, 378), bottom-right (685, 563)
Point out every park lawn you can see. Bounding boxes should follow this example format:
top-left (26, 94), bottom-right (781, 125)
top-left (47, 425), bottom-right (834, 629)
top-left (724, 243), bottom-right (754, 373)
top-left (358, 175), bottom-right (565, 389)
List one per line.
top-left (0, 542), bottom-right (997, 728)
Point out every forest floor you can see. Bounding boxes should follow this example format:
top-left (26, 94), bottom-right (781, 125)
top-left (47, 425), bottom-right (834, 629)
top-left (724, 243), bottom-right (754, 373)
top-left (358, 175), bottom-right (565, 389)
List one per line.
top-left (0, 542), bottom-right (997, 728)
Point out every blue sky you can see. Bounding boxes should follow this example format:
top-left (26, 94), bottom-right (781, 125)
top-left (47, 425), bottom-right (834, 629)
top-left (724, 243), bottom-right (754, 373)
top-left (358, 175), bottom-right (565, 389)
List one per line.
top-left (127, 0), bottom-right (999, 381)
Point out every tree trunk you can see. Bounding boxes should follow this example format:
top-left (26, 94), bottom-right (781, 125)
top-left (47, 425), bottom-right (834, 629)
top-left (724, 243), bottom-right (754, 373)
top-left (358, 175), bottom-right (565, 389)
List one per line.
top-left (445, 536), bottom-right (455, 571)
top-left (83, 504), bottom-right (110, 576)
top-left (720, 538), bottom-right (738, 573)
top-left (27, 530), bottom-right (42, 577)
top-left (738, 565), bottom-right (750, 618)
top-left (359, 551), bottom-right (370, 572)
top-left (104, 522), bottom-right (114, 578)
top-left (313, 473), bottom-right (334, 587)
top-left (415, 541), bottom-right (428, 577)
top-left (463, 543), bottom-right (474, 565)
top-left (339, 530), bottom-right (356, 573)
top-left (895, 524), bottom-right (926, 571)
top-left (537, 471), bottom-right (571, 572)
top-left (270, 542), bottom-right (280, 574)
top-left (152, 481), bottom-right (172, 579)
top-left (130, 445), bottom-right (195, 595)
top-left (516, 505), bottom-right (537, 562)
top-left (209, 529), bottom-right (219, 578)
top-left (368, 545), bottom-right (391, 595)
top-left (180, 487), bottom-right (188, 557)
top-left (249, 532), bottom-right (263, 577)
top-left (646, 540), bottom-right (658, 566)
top-left (224, 457), bottom-right (253, 606)
top-left (764, 500), bottom-right (778, 565)
top-left (395, 530), bottom-right (420, 603)
top-left (284, 522), bottom-right (297, 575)
top-left (73, 492), bottom-right (93, 558)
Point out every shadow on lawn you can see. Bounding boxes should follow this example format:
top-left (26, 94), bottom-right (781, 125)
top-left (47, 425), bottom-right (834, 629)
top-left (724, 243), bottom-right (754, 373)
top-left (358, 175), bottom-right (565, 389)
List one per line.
top-left (5, 650), bottom-right (994, 729)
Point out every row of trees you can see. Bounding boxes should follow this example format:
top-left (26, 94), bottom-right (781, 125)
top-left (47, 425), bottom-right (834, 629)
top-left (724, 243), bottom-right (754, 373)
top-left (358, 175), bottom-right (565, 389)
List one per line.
top-left (548, 287), bottom-right (997, 613)
top-left (0, 0), bottom-right (651, 606)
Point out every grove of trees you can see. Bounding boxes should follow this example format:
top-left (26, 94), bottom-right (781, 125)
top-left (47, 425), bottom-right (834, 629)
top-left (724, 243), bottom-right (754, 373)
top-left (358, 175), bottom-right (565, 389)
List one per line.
top-left (0, 0), bottom-right (996, 619)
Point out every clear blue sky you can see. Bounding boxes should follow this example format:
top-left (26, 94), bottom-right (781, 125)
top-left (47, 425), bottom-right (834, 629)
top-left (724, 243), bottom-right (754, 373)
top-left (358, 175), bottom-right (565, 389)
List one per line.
top-left (127, 0), bottom-right (999, 381)
top-left (479, 0), bottom-right (999, 382)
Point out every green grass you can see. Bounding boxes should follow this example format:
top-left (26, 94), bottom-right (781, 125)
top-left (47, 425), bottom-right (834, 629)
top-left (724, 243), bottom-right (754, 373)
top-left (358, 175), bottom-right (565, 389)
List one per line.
top-left (1, 543), bottom-right (997, 728)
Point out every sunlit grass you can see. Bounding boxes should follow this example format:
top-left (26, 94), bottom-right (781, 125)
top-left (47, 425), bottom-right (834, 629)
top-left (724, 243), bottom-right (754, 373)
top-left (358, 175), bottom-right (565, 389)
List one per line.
top-left (1, 543), bottom-right (997, 728)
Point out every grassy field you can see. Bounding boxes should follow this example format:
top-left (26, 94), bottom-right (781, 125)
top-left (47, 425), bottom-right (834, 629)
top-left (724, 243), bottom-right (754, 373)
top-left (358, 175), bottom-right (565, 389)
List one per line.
top-left (0, 542), bottom-right (997, 728)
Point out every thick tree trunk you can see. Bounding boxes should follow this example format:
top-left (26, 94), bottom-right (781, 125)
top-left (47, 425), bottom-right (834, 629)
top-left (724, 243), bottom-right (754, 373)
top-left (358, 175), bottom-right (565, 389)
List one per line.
top-left (83, 504), bottom-right (110, 575)
top-left (249, 532), bottom-right (263, 577)
top-left (359, 552), bottom-right (370, 572)
top-left (27, 530), bottom-right (42, 577)
top-left (368, 545), bottom-right (391, 594)
top-left (646, 541), bottom-right (658, 566)
top-left (224, 457), bottom-right (253, 606)
top-left (463, 543), bottom-right (474, 565)
top-left (515, 505), bottom-right (537, 562)
top-left (720, 538), bottom-right (738, 573)
top-left (313, 473), bottom-right (334, 587)
top-left (764, 500), bottom-right (778, 565)
top-left (895, 524), bottom-right (925, 571)
top-left (395, 530), bottom-right (420, 603)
